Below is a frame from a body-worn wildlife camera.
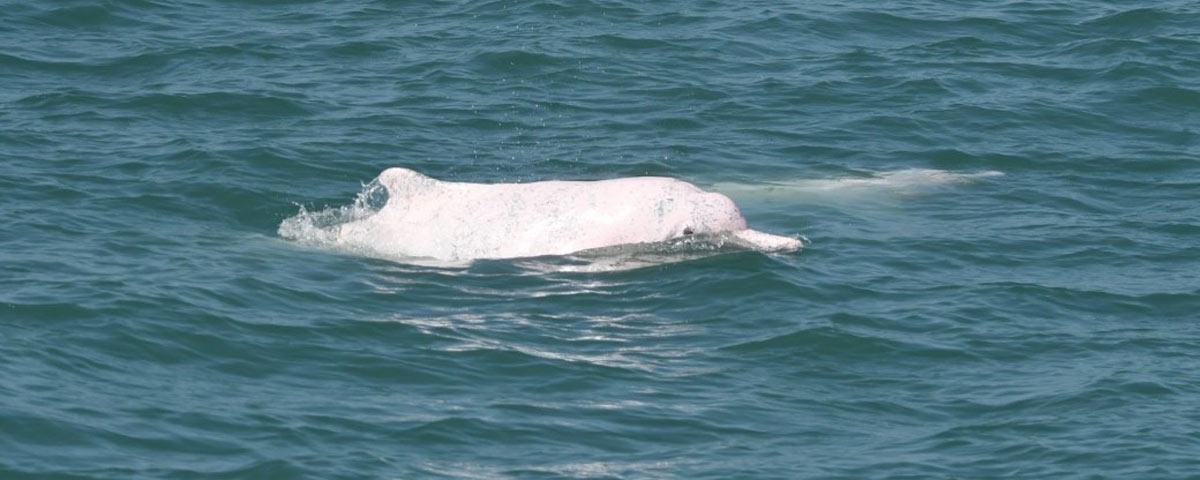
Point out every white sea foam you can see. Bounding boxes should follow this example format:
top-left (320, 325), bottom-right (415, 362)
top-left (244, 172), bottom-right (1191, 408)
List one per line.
top-left (277, 179), bottom-right (387, 245)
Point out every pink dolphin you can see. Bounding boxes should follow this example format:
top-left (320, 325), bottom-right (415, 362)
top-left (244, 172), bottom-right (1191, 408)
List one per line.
top-left (334, 167), bottom-right (801, 261)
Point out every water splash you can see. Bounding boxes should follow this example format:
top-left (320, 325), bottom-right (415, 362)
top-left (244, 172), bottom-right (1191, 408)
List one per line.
top-left (277, 178), bottom-right (389, 251)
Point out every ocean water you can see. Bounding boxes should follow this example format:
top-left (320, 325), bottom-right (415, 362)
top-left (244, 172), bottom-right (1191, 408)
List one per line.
top-left (3, 0), bottom-right (1199, 478)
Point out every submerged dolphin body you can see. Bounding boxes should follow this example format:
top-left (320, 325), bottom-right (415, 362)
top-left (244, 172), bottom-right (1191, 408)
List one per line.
top-left (332, 168), bottom-right (802, 261)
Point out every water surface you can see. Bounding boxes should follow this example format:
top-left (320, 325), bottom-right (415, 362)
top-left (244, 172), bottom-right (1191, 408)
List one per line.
top-left (3, 0), bottom-right (1199, 478)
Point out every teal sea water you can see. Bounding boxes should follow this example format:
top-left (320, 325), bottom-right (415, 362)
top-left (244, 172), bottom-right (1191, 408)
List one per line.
top-left (4, 0), bottom-right (1200, 478)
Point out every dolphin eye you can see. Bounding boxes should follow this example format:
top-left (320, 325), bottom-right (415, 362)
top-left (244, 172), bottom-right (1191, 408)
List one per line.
top-left (683, 227), bottom-right (694, 235)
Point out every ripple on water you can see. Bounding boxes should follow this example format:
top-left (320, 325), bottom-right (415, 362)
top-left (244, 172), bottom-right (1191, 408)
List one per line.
top-left (4, 0), bottom-right (1200, 478)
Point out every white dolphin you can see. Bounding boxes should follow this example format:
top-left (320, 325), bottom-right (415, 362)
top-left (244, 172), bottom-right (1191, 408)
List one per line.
top-left (331, 167), bottom-right (802, 261)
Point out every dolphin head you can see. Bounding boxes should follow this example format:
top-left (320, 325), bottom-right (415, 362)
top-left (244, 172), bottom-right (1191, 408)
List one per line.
top-left (677, 190), bottom-right (801, 253)
top-left (681, 191), bottom-right (748, 236)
